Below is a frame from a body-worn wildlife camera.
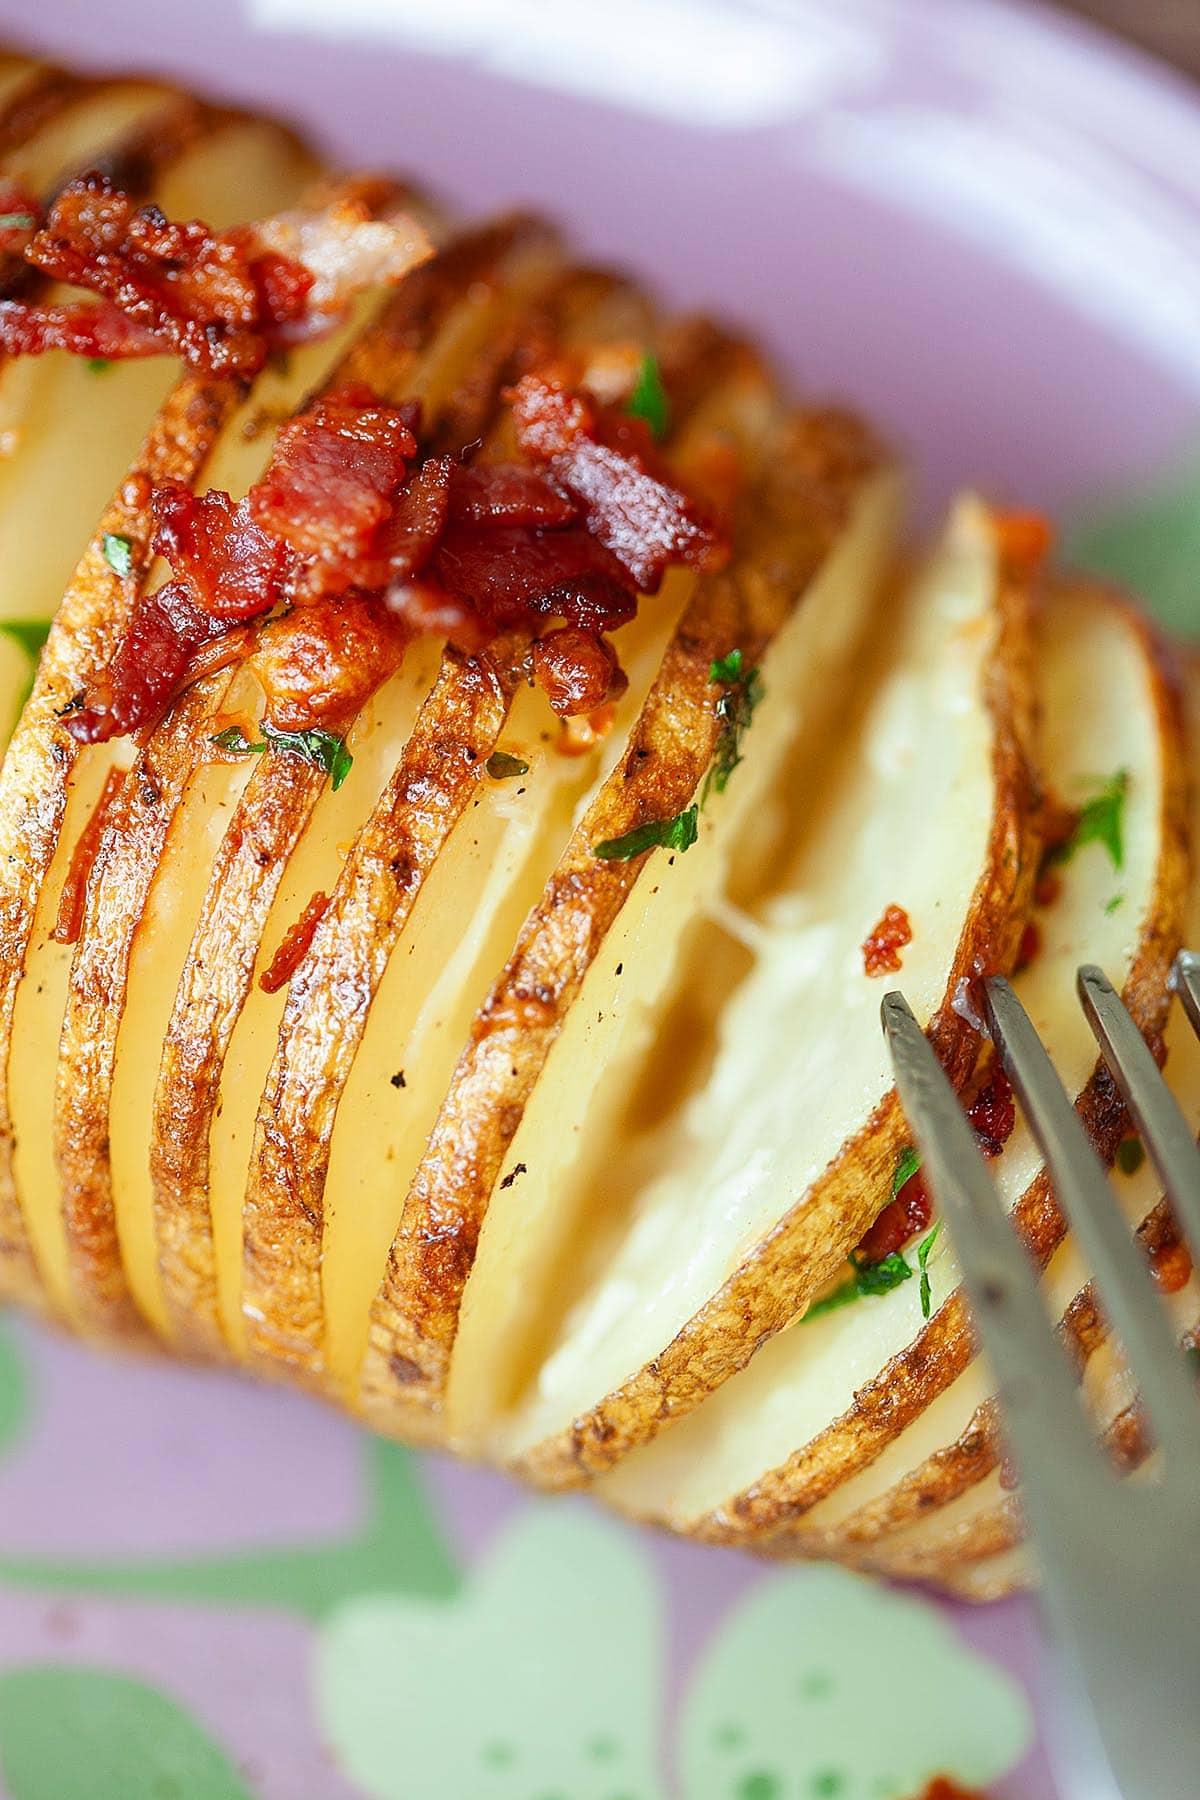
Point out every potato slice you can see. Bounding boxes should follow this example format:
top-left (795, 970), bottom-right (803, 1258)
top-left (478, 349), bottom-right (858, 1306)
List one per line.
top-left (834, 652), bottom-right (1198, 1590)
top-left (432, 492), bottom-right (1036, 1483)
top-left (599, 584), bottom-right (1186, 1559)
top-left (0, 112), bottom-right (323, 1322)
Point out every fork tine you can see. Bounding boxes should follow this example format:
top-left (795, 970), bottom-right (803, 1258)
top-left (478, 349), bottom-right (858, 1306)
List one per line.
top-left (986, 976), bottom-right (1200, 1462)
top-left (882, 992), bottom-right (1104, 1494)
top-left (1077, 963), bottom-right (1200, 1255)
top-left (1172, 948), bottom-right (1200, 1069)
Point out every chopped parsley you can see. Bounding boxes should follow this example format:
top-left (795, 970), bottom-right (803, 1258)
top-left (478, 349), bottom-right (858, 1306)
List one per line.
top-left (704, 648), bottom-right (764, 802)
top-left (1116, 1135), bottom-right (1145, 1176)
top-left (804, 1221), bottom-right (942, 1324)
top-left (917, 1222), bottom-right (941, 1320)
top-left (592, 805), bottom-right (698, 861)
top-left (101, 532), bottom-right (134, 578)
top-left (86, 358), bottom-right (111, 374)
top-left (1057, 769), bottom-right (1130, 872)
top-left (0, 618), bottom-right (51, 725)
top-left (1104, 894), bottom-right (1124, 916)
top-left (0, 212), bottom-right (34, 230)
top-left (804, 1250), bottom-right (913, 1321)
top-left (210, 722), bottom-right (353, 790)
top-left (892, 1144), bottom-right (921, 1195)
top-left (485, 750), bottom-right (530, 780)
top-left (627, 351), bottom-right (670, 441)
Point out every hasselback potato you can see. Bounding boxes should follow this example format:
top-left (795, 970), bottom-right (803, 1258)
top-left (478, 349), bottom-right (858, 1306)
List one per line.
top-left (0, 47), bottom-right (1192, 1598)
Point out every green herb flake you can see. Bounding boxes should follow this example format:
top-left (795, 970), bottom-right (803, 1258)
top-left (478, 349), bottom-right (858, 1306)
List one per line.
top-left (1104, 893), bottom-right (1124, 916)
top-left (710, 648), bottom-right (745, 685)
top-left (210, 725), bottom-right (265, 756)
top-left (1116, 1135), bottom-right (1145, 1176)
top-left (704, 648), bottom-right (764, 802)
top-left (892, 1144), bottom-right (921, 1195)
top-left (917, 1221), bottom-right (941, 1320)
top-left (209, 722), bottom-right (352, 789)
top-left (86, 358), bottom-right (112, 374)
top-left (263, 723), bottom-right (353, 790)
top-left (0, 212), bottom-right (34, 230)
top-left (804, 1249), bottom-right (913, 1322)
top-left (485, 750), bottom-right (530, 780)
top-left (101, 532), bottom-right (134, 579)
top-left (1061, 768), bottom-right (1130, 872)
top-left (626, 351), bottom-right (670, 440)
top-left (592, 805), bottom-right (698, 861)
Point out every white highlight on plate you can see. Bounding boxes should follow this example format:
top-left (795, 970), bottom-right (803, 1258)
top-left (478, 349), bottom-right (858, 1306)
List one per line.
top-left (248, 0), bottom-right (887, 127)
top-left (809, 101), bottom-right (1200, 392)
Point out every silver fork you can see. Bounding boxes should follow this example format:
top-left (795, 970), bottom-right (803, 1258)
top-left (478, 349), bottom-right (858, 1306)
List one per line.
top-left (883, 955), bottom-right (1200, 1800)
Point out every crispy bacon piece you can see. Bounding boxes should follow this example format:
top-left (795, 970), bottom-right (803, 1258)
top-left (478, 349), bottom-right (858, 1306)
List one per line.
top-left (968, 1065), bottom-right (1015, 1157)
top-left (447, 461), bottom-right (575, 528)
top-left (4, 175), bottom-right (431, 375)
top-left (855, 1167), bottom-right (933, 1266)
top-left (259, 889), bottom-right (330, 994)
top-left (509, 372), bottom-right (729, 590)
top-left (248, 386), bottom-right (418, 565)
top-left (249, 597), bottom-right (407, 731)
top-left (64, 579), bottom-right (234, 745)
top-left (152, 481), bottom-right (288, 620)
top-left (862, 903), bottom-right (913, 976)
top-left (533, 625), bottom-right (627, 716)
top-left (0, 297), bottom-right (163, 358)
top-left (854, 1067), bottom-right (1014, 1265)
top-left (51, 768), bottom-right (126, 943)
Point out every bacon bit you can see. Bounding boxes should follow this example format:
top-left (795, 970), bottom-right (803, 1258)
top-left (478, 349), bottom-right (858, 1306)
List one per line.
top-left (3, 175), bottom-right (431, 376)
top-left (1150, 1237), bottom-right (1193, 1295)
top-left (532, 626), bottom-right (627, 716)
top-left (967, 1064), bottom-right (1016, 1157)
top-left (259, 889), bottom-right (330, 994)
top-left (248, 597), bottom-right (406, 731)
top-left (856, 1169), bottom-right (932, 1265)
top-left (862, 903), bottom-right (913, 976)
top-left (152, 481), bottom-right (287, 620)
top-left (509, 372), bottom-right (729, 591)
top-left (993, 508), bottom-right (1053, 575)
top-left (248, 386), bottom-right (419, 567)
top-left (1016, 918), bottom-right (1041, 972)
top-left (854, 1067), bottom-right (1013, 1265)
top-left (448, 461), bottom-right (575, 528)
top-left (64, 580), bottom-right (229, 745)
top-left (51, 768), bottom-right (126, 944)
top-left (557, 702), bottom-right (618, 757)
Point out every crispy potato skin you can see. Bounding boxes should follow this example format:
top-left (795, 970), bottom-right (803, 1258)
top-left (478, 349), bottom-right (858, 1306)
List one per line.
top-left (745, 593), bottom-right (1189, 1563)
top-left (0, 370), bottom-right (242, 1314)
top-left (503, 507), bottom-right (1042, 1491)
top-left (359, 409), bottom-right (896, 1446)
